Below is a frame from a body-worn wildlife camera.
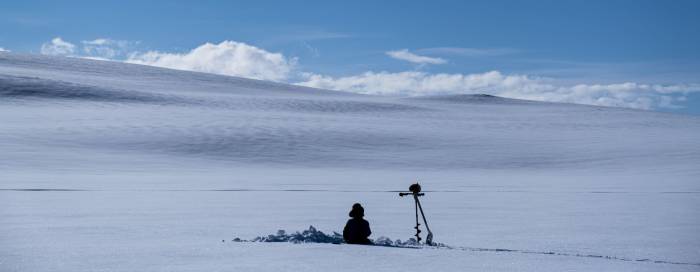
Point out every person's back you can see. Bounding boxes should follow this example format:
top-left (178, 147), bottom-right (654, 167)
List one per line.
top-left (343, 203), bottom-right (372, 244)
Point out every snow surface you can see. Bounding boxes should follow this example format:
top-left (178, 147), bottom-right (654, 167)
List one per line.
top-left (1, 52), bottom-right (699, 271)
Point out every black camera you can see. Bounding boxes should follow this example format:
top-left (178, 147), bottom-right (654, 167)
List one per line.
top-left (399, 183), bottom-right (424, 197)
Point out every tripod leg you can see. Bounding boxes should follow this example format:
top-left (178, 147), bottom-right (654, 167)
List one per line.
top-left (416, 198), bottom-right (433, 245)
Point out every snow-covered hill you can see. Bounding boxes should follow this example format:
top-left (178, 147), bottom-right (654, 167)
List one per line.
top-left (1, 52), bottom-right (699, 271)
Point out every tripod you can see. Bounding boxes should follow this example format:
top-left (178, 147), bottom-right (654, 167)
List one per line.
top-left (399, 183), bottom-right (433, 245)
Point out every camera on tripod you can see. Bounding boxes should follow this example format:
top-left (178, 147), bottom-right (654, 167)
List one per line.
top-left (399, 183), bottom-right (424, 197)
top-left (398, 182), bottom-right (433, 245)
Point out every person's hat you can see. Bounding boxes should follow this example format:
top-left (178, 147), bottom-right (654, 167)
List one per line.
top-left (349, 203), bottom-right (364, 218)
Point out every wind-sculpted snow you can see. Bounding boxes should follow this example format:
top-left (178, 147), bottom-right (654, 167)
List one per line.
top-left (2, 53), bottom-right (700, 272)
top-left (2, 52), bottom-right (700, 170)
top-left (2, 53), bottom-right (699, 170)
top-left (0, 74), bottom-right (423, 113)
top-left (0, 75), bottom-right (174, 103)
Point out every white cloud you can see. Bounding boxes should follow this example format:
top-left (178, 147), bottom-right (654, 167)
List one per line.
top-left (126, 41), bottom-right (296, 82)
top-left (296, 71), bottom-right (700, 110)
top-left (82, 38), bottom-right (137, 59)
top-left (0, 47), bottom-right (9, 52)
top-left (386, 49), bottom-right (447, 65)
top-left (40, 37), bottom-right (75, 56)
top-left (38, 37), bottom-right (137, 60)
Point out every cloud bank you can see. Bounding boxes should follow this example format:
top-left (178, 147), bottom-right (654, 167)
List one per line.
top-left (40, 37), bottom-right (137, 60)
top-left (126, 41), bottom-right (296, 82)
top-left (81, 38), bottom-right (137, 60)
top-left (297, 71), bottom-right (699, 110)
top-left (386, 49), bottom-right (447, 65)
top-left (40, 37), bottom-right (75, 56)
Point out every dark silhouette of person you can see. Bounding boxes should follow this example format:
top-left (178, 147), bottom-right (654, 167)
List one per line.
top-left (343, 203), bottom-right (372, 244)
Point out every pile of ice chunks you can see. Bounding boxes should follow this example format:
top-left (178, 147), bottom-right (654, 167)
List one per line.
top-left (232, 226), bottom-right (449, 248)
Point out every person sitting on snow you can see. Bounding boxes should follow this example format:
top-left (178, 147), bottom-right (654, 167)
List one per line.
top-left (343, 203), bottom-right (372, 244)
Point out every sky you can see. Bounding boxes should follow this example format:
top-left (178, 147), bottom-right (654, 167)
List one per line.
top-left (2, 0), bottom-right (700, 114)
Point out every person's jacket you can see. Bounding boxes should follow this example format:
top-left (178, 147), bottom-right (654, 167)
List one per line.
top-left (343, 218), bottom-right (371, 244)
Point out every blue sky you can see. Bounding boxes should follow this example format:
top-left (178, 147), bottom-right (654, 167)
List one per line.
top-left (2, 0), bottom-right (700, 114)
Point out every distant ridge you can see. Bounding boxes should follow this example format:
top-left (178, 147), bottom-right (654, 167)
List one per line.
top-left (407, 94), bottom-right (535, 104)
